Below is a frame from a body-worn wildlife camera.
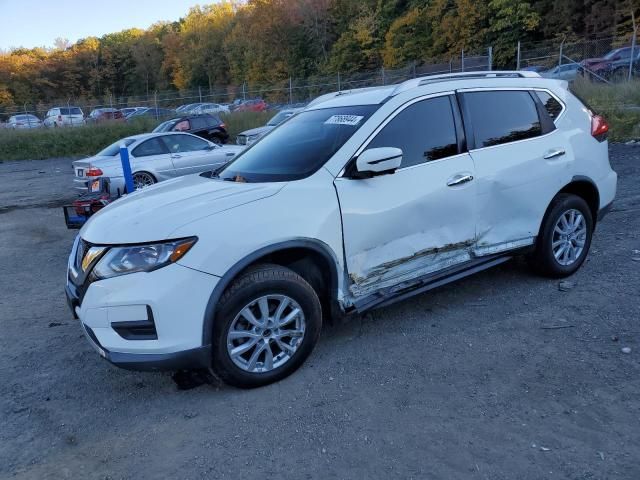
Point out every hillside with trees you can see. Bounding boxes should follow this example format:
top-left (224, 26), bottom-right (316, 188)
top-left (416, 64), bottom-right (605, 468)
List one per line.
top-left (0, 0), bottom-right (638, 110)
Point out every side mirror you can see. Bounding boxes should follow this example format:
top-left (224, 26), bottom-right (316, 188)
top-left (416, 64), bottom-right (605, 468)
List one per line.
top-left (354, 147), bottom-right (402, 177)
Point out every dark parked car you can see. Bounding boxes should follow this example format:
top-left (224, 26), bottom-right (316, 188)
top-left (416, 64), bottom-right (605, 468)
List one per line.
top-left (152, 114), bottom-right (229, 144)
top-left (581, 47), bottom-right (640, 80)
top-left (125, 108), bottom-right (176, 121)
top-left (87, 108), bottom-right (124, 123)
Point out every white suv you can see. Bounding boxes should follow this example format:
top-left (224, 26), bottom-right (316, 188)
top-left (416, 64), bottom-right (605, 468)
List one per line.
top-left (66, 72), bottom-right (617, 388)
top-left (44, 107), bottom-right (85, 127)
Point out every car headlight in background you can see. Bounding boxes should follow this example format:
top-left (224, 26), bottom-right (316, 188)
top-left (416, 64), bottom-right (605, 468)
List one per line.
top-left (92, 237), bottom-right (197, 279)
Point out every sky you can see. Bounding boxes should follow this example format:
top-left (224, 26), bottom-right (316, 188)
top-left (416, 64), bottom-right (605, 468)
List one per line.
top-left (0, 0), bottom-right (207, 50)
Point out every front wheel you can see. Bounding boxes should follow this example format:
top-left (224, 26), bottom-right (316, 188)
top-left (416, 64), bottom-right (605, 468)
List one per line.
top-left (211, 264), bottom-right (322, 388)
top-left (529, 193), bottom-right (594, 278)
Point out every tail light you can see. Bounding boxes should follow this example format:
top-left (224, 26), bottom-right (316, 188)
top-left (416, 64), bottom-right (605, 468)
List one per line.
top-left (58, 115), bottom-right (63, 121)
top-left (86, 167), bottom-right (104, 177)
top-left (591, 114), bottom-right (609, 142)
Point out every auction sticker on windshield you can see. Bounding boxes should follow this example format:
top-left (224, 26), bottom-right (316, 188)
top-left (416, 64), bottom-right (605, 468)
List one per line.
top-left (324, 115), bottom-right (364, 126)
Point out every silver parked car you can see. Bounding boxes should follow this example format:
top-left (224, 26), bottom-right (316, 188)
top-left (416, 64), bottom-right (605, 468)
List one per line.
top-left (72, 132), bottom-right (245, 196)
top-left (7, 114), bottom-right (43, 129)
top-left (541, 63), bottom-right (582, 81)
top-left (236, 108), bottom-right (302, 146)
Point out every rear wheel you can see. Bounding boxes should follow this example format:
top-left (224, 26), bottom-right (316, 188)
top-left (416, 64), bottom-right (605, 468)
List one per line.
top-left (529, 194), bottom-right (594, 278)
top-left (132, 171), bottom-right (156, 190)
top-left (211, 264), bottom-right (322, 388)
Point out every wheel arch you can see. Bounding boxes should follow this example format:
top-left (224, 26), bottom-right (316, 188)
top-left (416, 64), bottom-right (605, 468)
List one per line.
top-left (202, 239), bottom-right (341, 346)
top-left (537, 176), bottom-right (600, 238)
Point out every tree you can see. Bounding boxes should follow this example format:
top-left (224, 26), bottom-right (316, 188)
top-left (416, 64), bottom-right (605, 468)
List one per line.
top-left (488, 0), bottom-right (541, 66)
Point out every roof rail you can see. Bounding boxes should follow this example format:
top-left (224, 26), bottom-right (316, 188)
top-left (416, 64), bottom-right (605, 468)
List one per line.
top-left (391, 70), bottom-right (541, 96)
top-left (307, 85), bottom-right (392, 108)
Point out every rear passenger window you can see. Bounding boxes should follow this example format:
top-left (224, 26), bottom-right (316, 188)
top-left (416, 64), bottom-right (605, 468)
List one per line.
top-left (368, 96), bottom-right (458, 168)
top-left (464, 91), bottom-right (542, 148)
top-left (535, 91), bottom-right (563, 121)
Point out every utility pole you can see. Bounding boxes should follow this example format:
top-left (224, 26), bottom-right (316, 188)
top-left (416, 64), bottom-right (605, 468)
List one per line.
top-left (629, 12), bottom-right (637, 82)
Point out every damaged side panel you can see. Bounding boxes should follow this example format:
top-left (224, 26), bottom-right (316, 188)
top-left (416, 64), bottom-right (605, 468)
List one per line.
top-left (334, 154), bottom-right (478, 300)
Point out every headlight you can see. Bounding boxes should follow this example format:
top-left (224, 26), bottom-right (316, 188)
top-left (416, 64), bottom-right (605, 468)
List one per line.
top-left (93, 237), bottom-right (197, 279)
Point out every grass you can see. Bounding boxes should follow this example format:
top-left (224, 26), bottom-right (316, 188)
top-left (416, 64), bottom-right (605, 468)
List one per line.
top-left (1, 84), bottom-right (638, 161)
top-left (0, 111), bottom-right (271, 162)
top-left (571, 78), bottom-right (640, 142)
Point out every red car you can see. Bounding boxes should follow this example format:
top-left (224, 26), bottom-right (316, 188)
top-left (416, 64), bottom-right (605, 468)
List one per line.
top-left (235, 99), bottom-right (267, 112)
top-left (87, 108), bottom-right (125, 123)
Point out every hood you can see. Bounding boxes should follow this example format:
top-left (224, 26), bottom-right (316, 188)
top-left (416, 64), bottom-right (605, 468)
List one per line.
top-left (239, 126), bottom-right (274, 137)
top-left (80, 174), bottom-right (285, 244)
top-left (218, 144), bottom-right (246, 154)
top-left (582, 57), bottom-right (608, 66)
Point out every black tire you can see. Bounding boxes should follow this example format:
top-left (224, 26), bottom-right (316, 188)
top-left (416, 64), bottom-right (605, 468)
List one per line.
top-left (211, 264), bottom-right (322, 388)
top-left (529, 193), bottom-right (594, 278)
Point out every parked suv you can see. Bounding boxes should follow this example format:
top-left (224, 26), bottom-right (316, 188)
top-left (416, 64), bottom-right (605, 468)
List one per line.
top-left (44, 107), bottom-right (85, 127)
top-left (66, 72), bottom-right (616, 388)
top-left (153, 114), bottom-right (229, 144)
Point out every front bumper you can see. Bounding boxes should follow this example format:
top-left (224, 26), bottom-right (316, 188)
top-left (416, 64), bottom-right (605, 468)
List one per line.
top-left (66, 260), bottom-right (219, 371)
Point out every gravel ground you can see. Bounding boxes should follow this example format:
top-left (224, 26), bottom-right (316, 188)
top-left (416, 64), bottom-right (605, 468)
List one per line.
top-left (1, 146), bottom-right (639, 480)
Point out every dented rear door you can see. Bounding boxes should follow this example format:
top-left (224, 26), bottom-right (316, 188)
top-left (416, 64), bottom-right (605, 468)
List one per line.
top-left (459, 89), bottom-right (572, 255)
top-left (335, 94), bottom-right (477, 298)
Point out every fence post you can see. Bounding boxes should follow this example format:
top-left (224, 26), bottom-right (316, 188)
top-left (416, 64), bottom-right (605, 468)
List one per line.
top-left (199, 86), bottom-right (202, 103)
top-left (154, 91), bottom-right (158, 119)
top-left (337, 72), bottom-right (341, 92)
top-left (412, 61), bottom-right (417, 78)
top-left (289, 77), bottom-right (293, 105)
top-left (461, 49), bottom-right (465, 72)
top-left (381, 67), bottom-right (386, 85)
top-left (559, 39), bottom-right (565, 67)
top-left (517, 41), bottom-right (521, 70)
top-left (67, 98), bottom-right (71, 126)
top-left (449, 58), bottom-right (453, 73)
top-left (488, 46), bottom-right (493, 71)
top-left (629, 13), bottom-right (637, 82)
top-left (242, 82), bottom-right (246, 101)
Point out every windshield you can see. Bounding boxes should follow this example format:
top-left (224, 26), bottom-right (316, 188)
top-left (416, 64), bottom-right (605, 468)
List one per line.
top-left (153, 120), bottom-right (176, 133)
top-left (97, 138), bottom-right (136, 157)
top-left (604, 48), bottom-right (628, 60)
top-left (267, 111), bottom-right (295, 126)
top-left (217, 105), bottom-right (377, 183)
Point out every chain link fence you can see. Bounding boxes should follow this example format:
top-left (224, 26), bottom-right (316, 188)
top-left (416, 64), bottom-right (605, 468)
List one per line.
top-left (518, 30), bottom-right (639, 83)
top-left (1, 48), bottom-right (492, 123)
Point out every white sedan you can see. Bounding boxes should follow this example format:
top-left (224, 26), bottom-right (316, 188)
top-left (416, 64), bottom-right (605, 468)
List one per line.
top-left (72, 132), bottom-right (245, 196)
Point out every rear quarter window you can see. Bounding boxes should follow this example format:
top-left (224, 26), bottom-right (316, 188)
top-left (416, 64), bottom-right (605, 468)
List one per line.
top-left (535, 91), bottom-right (564, 120)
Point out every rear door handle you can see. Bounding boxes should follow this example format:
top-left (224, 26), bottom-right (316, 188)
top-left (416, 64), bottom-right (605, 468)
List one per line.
top-left (447, 174), bottom-right (474, 187)
top-left (544, 149), bottom-right (566, 160)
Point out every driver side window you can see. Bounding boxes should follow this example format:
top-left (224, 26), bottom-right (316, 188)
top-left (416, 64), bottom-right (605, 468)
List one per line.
top-left (173, 120), bottom-right (191, 132)
top-left (161, 134), bottom-right (209, 153)
top-left (367, 96), bottom-right (459, 168)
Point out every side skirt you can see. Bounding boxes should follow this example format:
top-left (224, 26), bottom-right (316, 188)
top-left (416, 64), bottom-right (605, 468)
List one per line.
top-left (350, 254), bottom-right (513, 313)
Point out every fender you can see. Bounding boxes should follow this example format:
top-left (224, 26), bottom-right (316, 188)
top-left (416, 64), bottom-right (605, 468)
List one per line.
top-left (201, 238), bottom-right (341, 346)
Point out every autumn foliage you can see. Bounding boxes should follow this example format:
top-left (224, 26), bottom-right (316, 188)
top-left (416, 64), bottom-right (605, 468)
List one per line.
top-left (0, 0), bottom-right (638, 112)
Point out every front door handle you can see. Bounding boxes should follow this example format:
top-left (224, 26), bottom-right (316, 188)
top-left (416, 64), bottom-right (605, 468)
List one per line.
top-left (447, 174), bottom-right (474, 187)
top-left (544, 149), bottom-right (566, 160)
top-left (172, 154), bottom-right (182, 159)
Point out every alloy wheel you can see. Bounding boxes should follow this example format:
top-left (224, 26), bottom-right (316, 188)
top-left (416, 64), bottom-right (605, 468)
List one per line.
top-left (226, 295), bottom-right (306, 374)
top-left (552, 209), bottom-right (587, 266)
